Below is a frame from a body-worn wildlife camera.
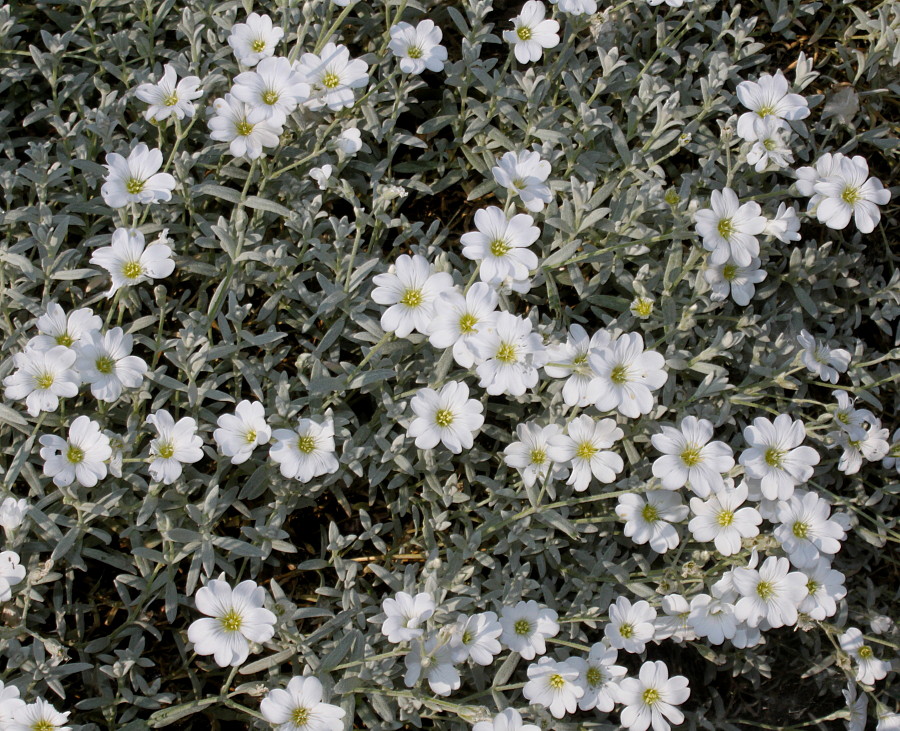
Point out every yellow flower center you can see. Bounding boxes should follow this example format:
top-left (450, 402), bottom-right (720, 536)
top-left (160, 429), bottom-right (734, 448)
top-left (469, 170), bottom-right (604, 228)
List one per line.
top-left (399, 288), bottom-right (423, 307)
top-left (618, 622), bottom-right (634, 639)
top-left (458, 313), bottom-right (478, 334)
top-left (66, 445), bottom-right (85, 464)
top-left (517, 26), bottom-right (532, 40)
top-left (290, 706), bottom-right (310, 726)
top-left (764, 447), bottom-right (785, 468)
top-left (806, 579), bottom-right (818, 595)
top-left (643, 688), bottom-right (661, 705)
top-left (858, 645), bottom-right (873, 659)
top-left (641, 503), bottom-right (659, 523)
top-left (756, 104), bottom-right (776, 117)
top-left (55, 333), bottom-right (74, 347)
top-left (32, 721), bottom-right (56, 731)
top-left (514, 618), bottom-right (531, 635)
top-left (250, 38), bottom-right (267, 53)
top-left (841, 185), bottom-right (861, 205)
top-left (715, 509), bottom-right (734, 527)
top-left (610, 364), bottom-right (629, 385)
top-left (680, 446), bottom-right (703, 467)
top-left (664, 190), bottom-right (681, 206)
top-left (95, 356), bottom-right (115, 374)
top-left (530, 448), bottom-right (547, 465)
top-left (322, 71), bottom-right (341, 89)
top-left (35, 372), bottom-right (55, 390)
top-left (633, 298), bottom-right (653, 317)
top-left (792, 521), bottom-right (809, 539)
top-left (717, 217), bottom-right (735, 239)
top-left (722, 263), bottom-right (738, 281)
top-left (297, 435), bottom-right (316, 454)
top-left (122, 260), bottom-right (144, 280)
top-left (548, 673), bottom-right (566, 690)
top-left (490, 238), bottom-right (511, 257)
top-left (407, 46), bottom-right (423, 59)
top-left (576, 441), bottom-right (597, 460)
top-left (245, 429), bottom-right (257, 443)
top-left (434, 409), bottom-right (454, 428)
top-left (163, 93), bottom-right (179, 106)
top-left (763, 138), bottom-right (777, 151)
top-left (756, 580), bottom-right (774, 600)
top-left (125, 178), bottom-right (145, 195)
top-left (262, 90), bottom-right (279, 105)
top-left (890, 443), bottom-right (900, 458)
top-left (219, 608), bottom-right (243, 632)
top-left (495, 343), bottom-right (518, 364)
top-left (236, 119), bottom-right (254, 137)
top-left (157, 442), bottom-right (175, 459)
top-left (586, 666), bottom-right (604, 686)
top-left (461, 630), bottom-right (474, 645)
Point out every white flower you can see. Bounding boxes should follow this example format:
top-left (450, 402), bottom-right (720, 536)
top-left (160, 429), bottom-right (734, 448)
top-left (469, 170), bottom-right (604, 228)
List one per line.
top-left (797, 329), bottom-right (851, 384)
top-left (260, 676), bottom-right (345, 731)
top-left (309, 164), bottom-right (333, 190)
top-left (74, 327), bottom-right (148, 403)
top-left (231, 56), bottom-right (310, 126)
top-left (796, 152), bottom-right (846, 200)
top-left (651, 415), bottom-right (734, 497)
top-left (388, 20), bottom-right (448, 74)
top-left (877, 711), bottom-right (900, 731)
top-left (371, 254), bottom-right (453, 338)
top-left (842, 682), bottom-right (867, 731)
top-left (146, 410), bottom-right (204, 484)
top-left (765, 202), bottom-right (801, 243)
top-left (407, 381), bottom-right (484, 454)
top-left (90, 228), bottom-right (175, 297)
top-left (7, 698), bottom-right (71, 731)
top-left (101, 143), bottom-right (176, 208)
top-left (646, 0), bottom-right (685, 6)
top-left (3, 345), bottom-right (79, 417)
top-left (884, 428), bottom-right (900, 475)
top-left (470, 312), bottom-right (548, 397)
top-left (270, 418), bottom-right (339, 482)
top-left (427, 283), bottom-right (498, 368)
top-left (745, 116), bottom-right (794, 171)
top-left (30, 303), bottom-right (101, 352)
top-left (491, 150), bottom-right (553, 213)
top-left (404, 636), bottom-right (461, 696)
top-left (503, 422), bottom-right (569, 487)
top-left (0, 679), bottom-right (24, 725)
top-left (0, 497), bottom-right (28, 531)
top-left (461, 206), bottom-right (540, 285)
top-left (135, 63), bottom-right (202, 121)
top-left (523, 657), bottom-right (584, 718)
top-left (630, 296), bottom-right (654, 319)
top-left (449, 611), bottom-right (502, 665)
top-left (798, 556), bottom-right (846, 620)
top-left (336, 127), bottom-right (362, 155)
top-left (228, 13), bottom-right (283, 67)
top-left (604, 596), bottom-right (657, 654)
top-left (504, 1), bottom-right (560, 64)
top-left (732, 555), bottom-right (808, 628)
top-left (187, 578), bottom-right (277, 667)
top-left (703, 256), bottom-right (767, 306)
top-left (813, 155), bottom-right (891, 233)
top-left (498, 600), bottom-right (559, 660)
top-left (654, 594), bottom-right (696, 643)
top-left (616, 491), bottom-right (687, 554)
top-left (209, 93), bottom-right (283, 160)
top-left (735, 70), bottom-right (810, 140)
top-left (831, 390), bottom-right (878, 442)
top-left (739, 414), bottom-right (819, 500)
top-left (472, 708), bottom-right (540, 731)
top-left (687, 594), bottom-right (737, 645)
top-left (693, 188), bottom-right (767, 267)
top-left (381, 591), bottom-right (435, 644)
top-left (688, 480), bottom-right (761, 555)
top-left (839, 628), bottom-right (892, 685)
top-left (213, 400), bottom-right (271, 465)
top-left (543, 325), bottom-right (611, 408)
top-left (558, 415), bottom-right (623, 492)
top-left (570, 642), bottom-right (626, 712)
top-left (590, 332), bottom-right (667, 419)
top-left (830, 421), bottom-right (890, 475)
top-left (774, 490), bottom-right (846, 568)
top-left (550, 0), bottom-right (597, 14)
top-left (0, 551), bottom-right (26, 602)
top-left (615, 660), bottom-right (690, 731)
top-left (39, 416), bottom-right (112, 488)
top-left (296, 42), bottom-right (369, 111)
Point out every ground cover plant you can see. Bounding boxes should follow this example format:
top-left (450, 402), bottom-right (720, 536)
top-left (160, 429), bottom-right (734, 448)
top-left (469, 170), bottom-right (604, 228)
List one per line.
top-left (0, 0), bottom-right (898, 728)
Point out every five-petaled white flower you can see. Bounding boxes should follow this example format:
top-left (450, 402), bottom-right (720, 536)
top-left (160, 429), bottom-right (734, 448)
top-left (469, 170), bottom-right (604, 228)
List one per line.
top-left (101, 143), bottom-right (176, 209)
top-left (504, 1), bottom-right (560, 64)
top-left (427, 283), bottom-right (498, 368)
top-left (688, 480), bottom-right (761, 556)
top-left (74, 327), bottom-right (148, 403)
top-left (135, 63), bottom-right (202, 122)
top-left (472, 708), bottom-right (540, 731)
top-left (381, 591), bottom-right (435, 644)
top-left (735, 70), bottom-right (810, 141)
top-left (615, 660), bottom-right (690, 731)
top-left (187, 578), bottom-right (277, 667)
top-left (0, 551), bottom-right (26, 603)
top-left (146, 409), bottom-right (204, 484)
top-left (39, 415), bottom-right (112, 488)
top-left (269, 418), bottom-right (339, 482)
top-left (839, 627), bottom-right (892, 686)
top-left (503, 422), bottom-right (569, 487)
top-left (209, 93), bottom-right (283, 160)
top-left (523, 656), bottom-right (584, 718)
top-left (797, 329), bottom-right (850, 384)
top-left (499, 600), bottom-right (559, 660)
top-left (3, 345), bottom-right (80, 417)
top-left (687, 593), bottom-right (737, 645)
top-left (744, 116), bottom-right (794, 172)
top-left (765, 202), bottom-right (801, 243)
top-left (6, 698), bottom-right (71, 731)
top-left (651, 415), bottom-right (734, 497)
top-left (492, 150), bottom-right (553, 213)
top-left (616, 491), bottom-right (687, 554)
top-left (798, 556), bottom-right (846, 620)
top-left (830, 421), bottom-right (890, 475)
top-left (403, 636), bottom-right (461, 696)
top-left (693, 188), bottom-right (767, 267)
top-left (371, 254), bottom-right (453, 338)
top-left (589, 332), bottom-right (667, 419)
top-left (260, 675), bottom-right (346, 731)
top-left (544, 325), bottom-right (611, 408)
top-left (29, 303), bottom-right (101, 352)
top-left (388, 20), bottom-right (448, 74)
top-left (296, 42), bottom-right (369, 111)
top-left (213, 400), bottom-right (271, 465)
top-left (448, 611), bottom-right (503, 665)
top-left (231, 56), bottom-right (310, 126)
top-left (228, 13), bottom-right (284, 67)
top-left (774, 490), bottom-right (847, 568)
top-left (407, 381), bottom-right (484, 454)
top-left (703, 256), bottom-right (767, 307)
top-left (732, 555), bottom-right (807, 628)
top-left (470, 312), bottom-right (548, 397)
top-left (604, 596), bottom-right (657, 654)
top-left (461, 206), bottom-right (540, 285)
top-left (558, 415), bottom-right (624, 492)
top-left (739, 414), bottom-right (819, 500)
top-left (570, 642), bottom-right (627, 712)
top-left (813, 154), bottom-right (890, 234)
top-left (90, 228), bottom-right (175, 297)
